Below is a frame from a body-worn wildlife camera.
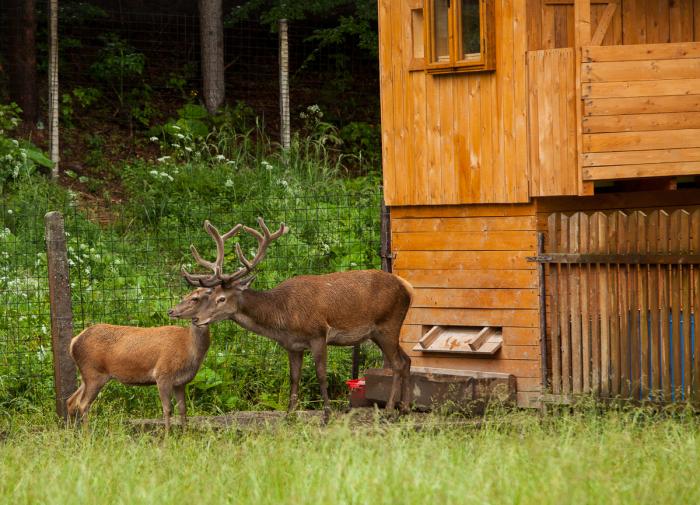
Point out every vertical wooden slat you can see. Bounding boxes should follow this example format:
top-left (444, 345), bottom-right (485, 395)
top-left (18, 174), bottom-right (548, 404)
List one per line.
top-left (596, 212), bottom-right (610, 396)
top-left (670, 210), bottom-right (682, 400)
top-left (692, 209), bottom-right (700, 403)
top-left (590, 212), bottom-right (601, 394)
top-left (549, 213), bottom-right (562, 394)
top-left (659, 210), bottom-right (671, 400)
top-left (679, 210), bottom-right (692, 400)
top-left (570, 213), bottom-right (583, 393)
top-left (617, 211), bottom-right (630, 397)
top-left (580, 212), bottom-right (591, 392)
top-left (637, 211), bottom-right (649, 400)
top-left (648, 210), bottom-right (661, 398)
top-left (627, 211), bottom-right (639, 399)
top-left (560, 214), bottom-right (571, 394)
top-left (608, 212), bottom-right (620, 396)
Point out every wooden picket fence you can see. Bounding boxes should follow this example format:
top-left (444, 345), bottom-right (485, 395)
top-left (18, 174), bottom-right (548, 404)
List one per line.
top-left (540, 209), bottom-right (700, 402)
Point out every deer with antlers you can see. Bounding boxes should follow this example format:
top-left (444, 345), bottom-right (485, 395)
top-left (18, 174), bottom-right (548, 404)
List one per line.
top-left (171, 218), bottom-right (413, 419)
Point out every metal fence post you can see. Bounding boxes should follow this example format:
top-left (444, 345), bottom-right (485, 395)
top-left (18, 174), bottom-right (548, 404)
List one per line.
top-left (45, 211), bottom-right (77, 420)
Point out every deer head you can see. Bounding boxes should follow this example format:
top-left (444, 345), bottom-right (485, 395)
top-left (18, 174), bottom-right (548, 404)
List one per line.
top-left (168, 287), bottom-right (213, 320)
top-left (180, 217), bottom-right (288, 325)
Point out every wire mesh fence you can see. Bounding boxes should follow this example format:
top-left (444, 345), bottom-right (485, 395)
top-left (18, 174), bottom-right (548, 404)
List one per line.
top-left (0, 188), bottom-right (384, 413)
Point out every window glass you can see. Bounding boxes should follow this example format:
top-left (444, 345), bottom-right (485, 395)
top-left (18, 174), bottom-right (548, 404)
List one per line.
top-left (461, 0), bottom-right (481, 58)
top-left (433, 0), bottom-right (450, 63)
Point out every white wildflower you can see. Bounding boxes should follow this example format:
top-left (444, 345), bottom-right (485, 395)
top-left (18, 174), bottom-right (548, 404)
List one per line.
top-left (157, 156), bottom-right (171, 163)
top-left (215, 154), bottom-right (226, 161)
top-left (149, 136), bottom-right (159, 142)
top-left (224, 179), bottom-right (234, 188)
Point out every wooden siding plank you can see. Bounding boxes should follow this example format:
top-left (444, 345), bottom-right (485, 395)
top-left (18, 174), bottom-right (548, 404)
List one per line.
top-left (590, 212), bottom-right (601, 394)
top-left (617, 211), bottom-right (630, 397)
top-left (393, 231), bottom-right (537, 251)
top-left (582, 58), bottom-right (700, 82)
top-left (412, 288), bottom-right (539, 309)
top-left (394, 269), bottom-right (537, 289)
top-left (391, 204), bottom-right (535, 219)
top-left (583, 78), bottom-right (700, 99)
top-left (391, 216), bottom-right (537, 232)
top-left (583, 148), bottom-right (700, 167)
top-left (405, 307), bottom-right (539, 328)
top-left (393, 250), bottom-right (533, 270)
top-left (608, 212), bottom-right (620, 396)
top-left (670, 0), bottom-right (694, 43)
top-left (580, 213), bottom-right (591, 392)
top-left (439, 76), bottom-right (457, 204)
top-left (570, 213), bottom-right (583, 393)
top-left (584, 129), bottom-right (700, 152)
top-left (412, 71), bottom-right (429, 204)
top-left (407, 355), bottom-right (541, 377)
top-left (583, 42), bottom-right (700, 62)
top-left (378, 0), bottom-right (396, 204)
top-left (584, 95), bottom-right (700, 116)
top-left (468, 76), bottom-right (483, 202)
top-left (455, 76), bottom-right (471, 204)
top-left (513, 0), bottom-right (530, 202)
top-left (426, 70), bottom-right (441, 204)
top-left (583, 112), bottom-right (700, 134)
top-left (583, 162), bottom-right (700, 181)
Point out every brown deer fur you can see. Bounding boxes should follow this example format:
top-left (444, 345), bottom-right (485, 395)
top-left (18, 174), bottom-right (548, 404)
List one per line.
top-left (175, 219), bottom-right (413, 418)
top-left (67, 289), bottom-right (212, 429)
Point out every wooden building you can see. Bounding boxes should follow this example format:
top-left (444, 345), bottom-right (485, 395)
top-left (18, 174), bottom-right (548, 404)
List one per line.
top-left (379, 0), bottom-right (700, 407)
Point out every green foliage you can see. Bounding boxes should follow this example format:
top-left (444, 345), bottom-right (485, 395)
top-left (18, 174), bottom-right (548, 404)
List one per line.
top-left (60, 87), bottom-right (102, 127)
top-left (0, 103), bottom-right (53, 192)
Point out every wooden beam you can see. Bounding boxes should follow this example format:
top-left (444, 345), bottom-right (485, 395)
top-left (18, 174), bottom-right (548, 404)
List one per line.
top-left (590, 3), bottom-right (617, 46)
top-left (574, 0), bottom-right (592, 195)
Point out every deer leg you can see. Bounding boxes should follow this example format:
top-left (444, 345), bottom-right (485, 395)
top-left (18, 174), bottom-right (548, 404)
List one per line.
top-left (309, 339), bottom-right (330, 423)
top-left (287, 350), bottom-right (304, 413)
top-left (373, 339), bottom-right (403, 412)
top-left (156, 380), bottom-right (174, 432)
top-left (77, 373), bottom-right (109, 429)
top-left (66, 383), bottom-right (85, 422)
top-left (398, 347), bottom-right (412, 414)
top-left (173, 384), bottom-right (187, 426)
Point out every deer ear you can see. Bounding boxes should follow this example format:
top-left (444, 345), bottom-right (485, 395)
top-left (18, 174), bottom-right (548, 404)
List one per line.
top-left (236, 275), bottom-right (257, 291)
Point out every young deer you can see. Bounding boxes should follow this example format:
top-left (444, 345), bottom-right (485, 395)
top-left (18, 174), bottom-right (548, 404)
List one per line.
top-left (66, 290), bottom-right (213, 429)
top-left (172, 219), bottom-right (413, 419)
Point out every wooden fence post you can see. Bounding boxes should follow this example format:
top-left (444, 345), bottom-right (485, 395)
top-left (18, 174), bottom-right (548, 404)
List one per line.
top-left (45, 211), bottom-right (77, 420)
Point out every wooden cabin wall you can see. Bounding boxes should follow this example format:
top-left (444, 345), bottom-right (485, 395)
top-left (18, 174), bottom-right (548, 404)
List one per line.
top-left (379, 0), bottom-right (530, 206)
top-left (528, 0), bottom-right (700, 50)
top-left (391, 204), bottom-right (542, 407)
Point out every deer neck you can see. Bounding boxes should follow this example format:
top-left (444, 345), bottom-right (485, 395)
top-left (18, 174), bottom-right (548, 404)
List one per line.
top-left (234, 288), bottom-right (288, 337)
top-left (189, 322), bottom-right (211, 364)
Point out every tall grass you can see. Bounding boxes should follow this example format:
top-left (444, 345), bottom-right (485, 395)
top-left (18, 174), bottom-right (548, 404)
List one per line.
top-left (1, 407), bottom-right (699, 504)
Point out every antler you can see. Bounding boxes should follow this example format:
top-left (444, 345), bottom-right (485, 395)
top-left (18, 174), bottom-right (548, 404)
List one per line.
top-left (223, 217), bottom-right (289, 284)
top-left (182, 220), bottom-right (242, 287)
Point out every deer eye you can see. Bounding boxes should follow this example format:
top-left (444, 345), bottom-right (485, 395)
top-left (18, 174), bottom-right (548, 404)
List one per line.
top-left (216, 296), bottom-right (226, 304)
top-left (192, 297), bottom-right (200, 302)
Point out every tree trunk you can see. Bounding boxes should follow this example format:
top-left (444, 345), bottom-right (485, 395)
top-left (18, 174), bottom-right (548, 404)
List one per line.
top-left (198, 0), bottom-right (225, 114)
top-left (7, 0), bottom-right (38, 126)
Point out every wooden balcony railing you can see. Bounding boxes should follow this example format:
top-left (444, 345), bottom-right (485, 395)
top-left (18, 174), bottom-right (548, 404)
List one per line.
top-left (527, 42), bottom-right (700, 194)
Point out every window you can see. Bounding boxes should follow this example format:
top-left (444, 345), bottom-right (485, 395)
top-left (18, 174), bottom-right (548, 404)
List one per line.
top-left (423, 0), bottom-right (494, 73)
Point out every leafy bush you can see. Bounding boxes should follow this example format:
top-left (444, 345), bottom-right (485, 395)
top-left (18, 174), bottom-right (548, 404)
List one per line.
top-left (0, 103), bottom-right (53, 192)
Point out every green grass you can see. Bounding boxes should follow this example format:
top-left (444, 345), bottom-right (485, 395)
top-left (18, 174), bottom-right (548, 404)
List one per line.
top-left (1, 407), bottom-right (699, 504)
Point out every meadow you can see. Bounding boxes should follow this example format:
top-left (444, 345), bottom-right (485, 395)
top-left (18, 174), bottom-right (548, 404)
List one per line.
top-left (1, 405), bottom-right (699, 505)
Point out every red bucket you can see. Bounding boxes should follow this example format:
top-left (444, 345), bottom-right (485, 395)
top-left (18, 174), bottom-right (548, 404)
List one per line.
top-left (346, 377), bottom-right (370, 407)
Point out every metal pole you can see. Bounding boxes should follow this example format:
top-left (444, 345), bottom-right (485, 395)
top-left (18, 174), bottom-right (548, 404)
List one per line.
top-left (45, 211), bottom-right (77, 420)
top-left (537, 232), bottom-right (549, 393)
top-left (380, 197), bottom-right (393, 273)
top-left (48, 0), bottom-right (60, 178)
top-left (278, 18), bottom-right (290, 150)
